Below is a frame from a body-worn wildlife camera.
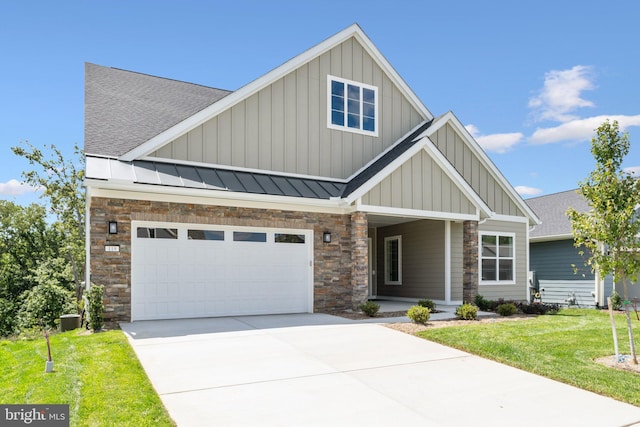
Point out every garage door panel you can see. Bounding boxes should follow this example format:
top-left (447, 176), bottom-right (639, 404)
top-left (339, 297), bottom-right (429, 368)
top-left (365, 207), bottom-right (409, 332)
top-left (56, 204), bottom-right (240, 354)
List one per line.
top-left (132, 223), bottom-right (312, 320)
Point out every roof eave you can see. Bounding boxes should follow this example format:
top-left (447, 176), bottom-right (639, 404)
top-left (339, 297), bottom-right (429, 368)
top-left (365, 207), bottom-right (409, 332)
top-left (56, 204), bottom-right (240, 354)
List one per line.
top-left (119, 24), bottom-right (433, 162)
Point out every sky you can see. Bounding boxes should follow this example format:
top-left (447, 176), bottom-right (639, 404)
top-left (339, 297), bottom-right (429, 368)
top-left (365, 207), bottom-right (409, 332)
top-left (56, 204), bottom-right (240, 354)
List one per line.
top-left (1, 0), bottom-right (639, 207)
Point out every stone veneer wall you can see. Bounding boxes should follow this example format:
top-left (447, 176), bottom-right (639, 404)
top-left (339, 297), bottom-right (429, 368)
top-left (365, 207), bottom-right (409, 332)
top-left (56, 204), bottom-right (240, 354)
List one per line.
top-left (350, 212), bottom-right (369, 309)
top-left (90, 197), bottom-right (357, 325)
top-left (462, 220), bottom-right (478, 303)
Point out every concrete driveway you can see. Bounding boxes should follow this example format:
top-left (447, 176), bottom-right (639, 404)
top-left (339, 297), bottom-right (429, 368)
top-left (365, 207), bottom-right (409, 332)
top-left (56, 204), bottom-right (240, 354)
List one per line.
top-left (121, 314), bottom-right (640, 427)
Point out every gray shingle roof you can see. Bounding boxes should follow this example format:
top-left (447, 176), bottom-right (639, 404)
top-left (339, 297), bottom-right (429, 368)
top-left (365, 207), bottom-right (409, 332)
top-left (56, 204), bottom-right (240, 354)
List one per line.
top-left (526, 189), bottom-right (590, 239)
top-left (84, 63), bottom-right (231, 157)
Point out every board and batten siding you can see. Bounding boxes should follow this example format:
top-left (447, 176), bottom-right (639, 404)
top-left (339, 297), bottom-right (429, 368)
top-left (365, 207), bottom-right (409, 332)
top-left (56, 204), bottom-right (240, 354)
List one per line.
top-left (530, 240), bottom-right (594, 283)
top-left (361, 149), bottom-right (477, 215)
top-left (151, 37), bottom-right (425, 180)
top-left (376, 219), bottom-right (445, 300)
top-left (429, 124), bottom-right (524, 217)
top-left (478, 219), bottom-right (528, 301)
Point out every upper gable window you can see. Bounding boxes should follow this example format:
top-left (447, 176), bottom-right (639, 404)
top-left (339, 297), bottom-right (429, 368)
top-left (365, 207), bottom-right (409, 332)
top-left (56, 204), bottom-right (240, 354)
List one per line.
top-left (327, 75), bottom-right (378, 136)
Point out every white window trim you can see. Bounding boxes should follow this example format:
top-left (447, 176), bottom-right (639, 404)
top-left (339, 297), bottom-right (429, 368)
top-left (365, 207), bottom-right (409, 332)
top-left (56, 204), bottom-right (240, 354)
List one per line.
top-left (384, 235), bottom-right (402, 285)
top-left (327, 75), bottom-right (379, 137)
top-left (479, 232), bottom-right (516, 285)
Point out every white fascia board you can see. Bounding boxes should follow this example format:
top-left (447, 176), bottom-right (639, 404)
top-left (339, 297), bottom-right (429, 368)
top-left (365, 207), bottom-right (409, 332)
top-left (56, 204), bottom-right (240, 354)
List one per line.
top-left (121, 24), bottom-right (432, 162)
top-left (344, 138), bottom-right (426, 203)
top-left (345, 135), bottom-right (492, 219)
top-left (351, 27), bottom-right (433, 121)
top-left (356, 203), bottom-right (479, 222)
top-left (421, 138), bottom-right (493, 218)
top-left (345, 120), bottom-right (430, 182)
top-left (85, 179), bottom-right (352, 214)
top-left (427, 112), bottom-right (541, 226)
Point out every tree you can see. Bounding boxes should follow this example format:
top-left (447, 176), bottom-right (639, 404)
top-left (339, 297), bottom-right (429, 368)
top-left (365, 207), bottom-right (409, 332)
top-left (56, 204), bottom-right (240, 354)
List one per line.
top-left (567, 120), bottom-right (640, 364)
top-left (0, 200), bottom-right (72, 336)
top-left (11, 142), bottom-right (86, 302)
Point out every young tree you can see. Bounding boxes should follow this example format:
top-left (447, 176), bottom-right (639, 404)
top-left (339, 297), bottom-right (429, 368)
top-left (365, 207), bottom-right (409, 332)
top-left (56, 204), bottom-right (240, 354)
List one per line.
top-left (11, 142), bottom-right (86, 302)
top-left (568, 120), bottom-right (640, 364)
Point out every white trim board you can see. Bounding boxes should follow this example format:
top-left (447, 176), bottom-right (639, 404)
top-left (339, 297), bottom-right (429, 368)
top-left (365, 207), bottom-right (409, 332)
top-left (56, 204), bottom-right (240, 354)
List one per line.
top-left (121, 24), bottom-right (433, 162)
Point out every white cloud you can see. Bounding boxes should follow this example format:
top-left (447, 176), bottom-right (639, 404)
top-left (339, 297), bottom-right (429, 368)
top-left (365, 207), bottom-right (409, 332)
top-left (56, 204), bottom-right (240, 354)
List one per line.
top-left (0, 179), bottom-right (43, 196)
top-left (515, 186), bottom-right (543, 196)
top-left (529, 114), bottom-right (640, 144)
top-left (465, 124), bottom-right (523, 153)
top-left (624, 166), bottom-right (640, 176)
top-left (528, 65), bottom-right (595, 122)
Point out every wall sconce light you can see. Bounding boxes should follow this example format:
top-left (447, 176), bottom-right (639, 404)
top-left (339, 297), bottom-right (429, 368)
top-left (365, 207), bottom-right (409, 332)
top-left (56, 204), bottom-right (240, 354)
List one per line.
top-left (108, 221), bottom-right (118, 234)
top-left (323, 231), bottom-right (331, 243)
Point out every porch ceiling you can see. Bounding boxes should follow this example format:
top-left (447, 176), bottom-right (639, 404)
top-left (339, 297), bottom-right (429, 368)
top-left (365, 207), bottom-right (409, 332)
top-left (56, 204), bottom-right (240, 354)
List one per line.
top-left (366, 214), bottom-right (421, 228)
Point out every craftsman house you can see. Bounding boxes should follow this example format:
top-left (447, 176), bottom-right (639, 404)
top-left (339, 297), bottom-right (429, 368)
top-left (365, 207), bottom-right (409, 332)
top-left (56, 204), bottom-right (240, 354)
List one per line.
top-left (84, 24), bottom-right (539, 324)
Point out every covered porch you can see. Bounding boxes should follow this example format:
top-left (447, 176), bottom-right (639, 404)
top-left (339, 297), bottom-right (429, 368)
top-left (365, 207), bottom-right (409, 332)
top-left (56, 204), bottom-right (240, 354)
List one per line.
top-left (361, 213), bottom-right (479, 307)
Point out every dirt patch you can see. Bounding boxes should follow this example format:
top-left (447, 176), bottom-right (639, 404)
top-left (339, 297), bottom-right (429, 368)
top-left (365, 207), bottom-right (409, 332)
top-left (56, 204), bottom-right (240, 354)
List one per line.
top-left (326, 310), bottom-right (410, 320)
top-left (594, 355), bottom-right (640, 374)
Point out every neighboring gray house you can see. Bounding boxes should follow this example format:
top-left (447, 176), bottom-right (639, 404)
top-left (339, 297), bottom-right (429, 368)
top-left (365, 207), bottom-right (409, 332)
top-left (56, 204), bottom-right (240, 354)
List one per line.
top-left (527, 189), bottom-right (639, 307)
top-left (84, 24), bottom-right (539, 325)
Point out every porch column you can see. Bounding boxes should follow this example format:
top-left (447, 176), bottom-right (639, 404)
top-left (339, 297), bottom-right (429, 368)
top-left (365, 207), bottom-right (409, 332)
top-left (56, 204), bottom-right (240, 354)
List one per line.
top-left (351, 212), bottom-right (369, 309)
top-left (463, 220), bottom-right (478, 304)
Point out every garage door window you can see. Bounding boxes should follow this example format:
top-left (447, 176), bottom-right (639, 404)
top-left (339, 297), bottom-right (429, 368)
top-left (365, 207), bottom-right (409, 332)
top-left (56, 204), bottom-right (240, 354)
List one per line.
top-left (188, 230), bottom-right (224, 241)
top-left (275, 233), bottom-right (305, 244)
top-left (137, 227), bottom-right (178, 239)
top-left (233, 231), bottom-right (267, 242)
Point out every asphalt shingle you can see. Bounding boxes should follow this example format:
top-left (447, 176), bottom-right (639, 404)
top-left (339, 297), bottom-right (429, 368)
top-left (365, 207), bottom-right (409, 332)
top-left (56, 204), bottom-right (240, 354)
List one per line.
top-left (84, 63), bottom-right (231, 157)
top-left (526, 189), bottom-right (590, 239)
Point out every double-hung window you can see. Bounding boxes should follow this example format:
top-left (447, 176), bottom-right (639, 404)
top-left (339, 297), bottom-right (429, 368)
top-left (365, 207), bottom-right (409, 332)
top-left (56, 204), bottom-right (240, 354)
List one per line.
top-left (384, 235), bottom-right (402, 285)
top-left (328, 75), bottom-right (378, 136)
top-left (480, 233), bottom-right (515, 284)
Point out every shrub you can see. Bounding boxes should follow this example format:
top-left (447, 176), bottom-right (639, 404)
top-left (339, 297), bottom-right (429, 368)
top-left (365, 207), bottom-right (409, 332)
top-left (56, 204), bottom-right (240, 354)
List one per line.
top-left (519, 302), bottom-right (560, 315)
top-left (359, 301), bottom-right (380, 317)
top-left (496, 303), bottom-right (517, 317)
top-left (417, 299), bottom-right (436, 311)
top-left (609, 291), bottom-right (623, 310)
top-left (18, 283), bottom-right (75, 329)
top-left (474, 294), bottom-right (492, 311)
top-left (456, 303), bottom-right (478, 320)
top-left (407, 305), bottom-right (431, 324)
top-left (87, 284), bottom-right (105, 331)
top-left (0, 298), bottom-right (17, 337)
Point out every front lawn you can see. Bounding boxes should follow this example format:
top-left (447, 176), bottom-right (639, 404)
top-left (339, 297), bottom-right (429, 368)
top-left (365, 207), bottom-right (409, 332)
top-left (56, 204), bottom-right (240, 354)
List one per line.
top-left (0, 329), bottom-right (175, 426)
top-left (418, 309), bottom-right (640, 406)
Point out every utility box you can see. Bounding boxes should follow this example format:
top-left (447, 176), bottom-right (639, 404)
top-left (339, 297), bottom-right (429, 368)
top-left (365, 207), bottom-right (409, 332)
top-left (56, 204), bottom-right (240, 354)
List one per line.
top-left (60, 314), bottom-right (81, 332)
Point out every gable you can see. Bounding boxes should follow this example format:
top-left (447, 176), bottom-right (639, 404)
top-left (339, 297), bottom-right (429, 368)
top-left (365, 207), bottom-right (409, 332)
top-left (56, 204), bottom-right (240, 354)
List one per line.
top-left (147, 34), bottom-right (427, 179)
top-left (430, 122), bottom-right (525, 218)
top-left (360, 149), bottom-right (477, 216)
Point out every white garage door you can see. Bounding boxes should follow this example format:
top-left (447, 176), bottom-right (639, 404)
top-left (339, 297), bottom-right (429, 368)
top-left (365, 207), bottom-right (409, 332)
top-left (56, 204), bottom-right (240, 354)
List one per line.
top-left (131, 221), bottom-right (313, 321)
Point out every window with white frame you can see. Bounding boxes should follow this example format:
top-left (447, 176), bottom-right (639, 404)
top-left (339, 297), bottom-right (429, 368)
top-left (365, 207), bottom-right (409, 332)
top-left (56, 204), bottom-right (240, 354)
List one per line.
top-left (328, 75), bottom-right (378, 136)
top-left (480, 233), bottom-right (515, 284)
top-left (384, 235), bottom-right (402, 285)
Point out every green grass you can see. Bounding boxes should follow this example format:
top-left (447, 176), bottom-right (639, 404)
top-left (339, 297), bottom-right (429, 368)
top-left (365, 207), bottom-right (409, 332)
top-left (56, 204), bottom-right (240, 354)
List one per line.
top-left (418, 309), bottom-right (640, 406)
top-left (0, 329), bottom-right (175, 426)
